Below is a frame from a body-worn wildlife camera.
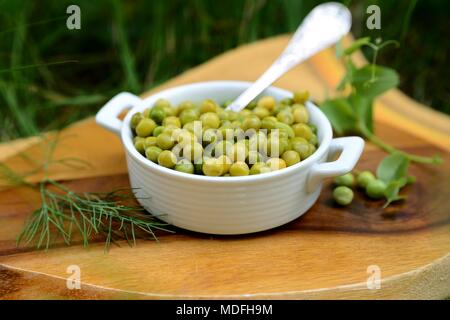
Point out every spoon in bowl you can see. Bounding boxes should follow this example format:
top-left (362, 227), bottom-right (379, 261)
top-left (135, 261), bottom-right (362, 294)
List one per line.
top-left (226, 2), bottom-right (351, 112)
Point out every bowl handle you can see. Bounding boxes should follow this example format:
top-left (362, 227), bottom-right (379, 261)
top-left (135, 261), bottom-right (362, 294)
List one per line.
top-left (95, 92), bottom-right (141, 136)
top-left (306, 136), bottom-right (364, 193)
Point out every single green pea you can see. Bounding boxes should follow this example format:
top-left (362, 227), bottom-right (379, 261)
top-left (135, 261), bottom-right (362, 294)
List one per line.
top-left (154, 98), bottom-right (171, 109)
top-left (282, 150), bottom-right (300, 167)
top-left (149, 107), bottom-right (166, 124)
top-left (334, 173), bottom-right (355, 188)
top-left (229, 161), bottom-right (250, 176)
top-left (157, 150), bottom-right (177, 168)
top-left (266, 158), bottom-right (287, 171)
top-left (216, 155), bottom-right (232, 174)
top-left (175, 159), bottom-right (195, 174)
top-left (356, 171), bottom-right (376, 188)
top-left (276, 110), bottom-right (294, 125)
top-left (261, 116), bottom-right (278, 130)
top-left (366, 179), bottom-right (387, 199)
top-left (200, 99), bottom-right (218, 113)
top-left (239, 109), bottom-right (252, 118)
top-left (292, 123), bottom-right (313, 140)
top-left (163, 116), bottom-right (181, 128)
top-left (202, 158), bottom-right (223, 176)
top-left (253, 106), bottom-right (270, 119)
top-left (292, 105), bottom-right (309, 123)
top-left (242, 115), bottom-right (262, 131)
top-left (145, 146), bottom-right (162, 162)
top-left (134, 137), bottom-right (146, 154)
top-left (156, 133), bottom-right (175, 150)
top-left (257, 96), bottom-right (276, 111)
top-left (293, 91), bottom-right (309, 104)
top-left (200, 112), bottom-right (220, 129)
top-left (153, 126), bottom-right (165, 137)
top-left (136, 118), bottom-right (157, 137)
top-left (179, 108), bottom-right (199, 125)
top-left (290, 137), bottom-right (310, 159)
top-left (144, 136), bottom-right (158, 148)
top-left (131, 112), bottom-right (143, 129)
top-left (333, 186), bottom-right (354, 206)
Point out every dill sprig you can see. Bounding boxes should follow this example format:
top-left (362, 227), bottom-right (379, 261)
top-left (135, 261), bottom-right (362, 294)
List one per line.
top-left (1, 133), bottom-right (173, 251)
top-left (17, 179), bottom-right (173, 251)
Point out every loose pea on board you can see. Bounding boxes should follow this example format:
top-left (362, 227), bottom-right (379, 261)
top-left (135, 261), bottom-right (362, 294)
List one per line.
top-left (129, 92), bottom-right (318, 176)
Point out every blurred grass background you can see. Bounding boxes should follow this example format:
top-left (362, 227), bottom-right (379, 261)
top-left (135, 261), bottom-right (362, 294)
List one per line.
top-left (0, 0), bottom-right (448, 141)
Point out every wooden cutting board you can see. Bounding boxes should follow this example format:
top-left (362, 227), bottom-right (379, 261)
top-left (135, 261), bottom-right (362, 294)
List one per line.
top-left (0, 35), bottom-right (449, 299)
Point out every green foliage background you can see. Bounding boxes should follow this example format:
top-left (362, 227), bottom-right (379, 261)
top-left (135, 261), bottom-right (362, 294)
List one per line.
top-left (0, 0), bottom-right (448, 141)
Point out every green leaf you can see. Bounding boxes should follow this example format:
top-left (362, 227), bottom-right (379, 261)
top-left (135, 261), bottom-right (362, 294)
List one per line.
top-left (350, 94), bottom-right (374, 133)
top-left (343, 37), bottom-right (371, 55)
top-left (383, 177), bottom-right (408, 208)
top-left (320, 98), bottom-right (357, 135)
top-left (376, 153), bottom-right (409, 184)
top-left (351, 65), bottom-right (399, 99)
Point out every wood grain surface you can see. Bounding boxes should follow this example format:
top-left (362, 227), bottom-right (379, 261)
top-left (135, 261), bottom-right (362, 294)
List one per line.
top-left (0, 35), bottom-right (449, 299)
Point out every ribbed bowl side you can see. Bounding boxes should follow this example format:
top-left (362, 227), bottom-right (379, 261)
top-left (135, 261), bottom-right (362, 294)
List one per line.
top-left (126, 151), bottom-right (327, 235)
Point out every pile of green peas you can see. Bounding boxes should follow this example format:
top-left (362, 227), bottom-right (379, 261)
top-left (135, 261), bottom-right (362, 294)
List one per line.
top-left (130, 91), bottom-right (319, 177)
top-left (332, 171), bottom-right (388, 205)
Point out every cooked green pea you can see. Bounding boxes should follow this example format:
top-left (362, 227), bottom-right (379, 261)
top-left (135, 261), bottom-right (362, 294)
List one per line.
top-left (229, 161), bottom-right (250, 176)
top-left (366, 179), bottom-right (387, 199)
top-left (149, 107), bottom-right (166, 124)
top-left (200, 99), bottom-right (218, 113)
top-left (153, 126), bottom-right (165, 137)
top-left (292, 123), bottom-right (313, 140)
top-left (157, 150), bottom-right (177, 168)
top-left (154, 98), bottom-right (171, 109)
top-left (266, 158), bottom-right (287, 171)
top-left (179, 108), bottom-right (199, 126)
top-left (200, 112), bottom-right (220, 129)
top-left (202, 158), bottom-right (223, 176)
top-left (163, 116), bottom-right (181, 128)
top-left (131, 112), bottom-right (143, 129)
top-left (257, 96), bottom-right (276, 111)
top-left (175, 159), bottom-right (195, 174)
top-left (156, 133), bottom-right (175, 150)
top-left (277, 110), bottom-right (294, 125)
top-left (293, 91), bottom-right (309, 104)
top-left (334, 173), bottom-right (355, 187)
top-left (145, 146), bottom-right (162, 162)
top-left (356, 171), bottom-right (375, 188)
top-left (242, 115), bottom-right (262, 131)
top-left (216, 155), bottom-right (232, 174)
top-left (333, 186), bottom-right (354, 206)
top-left (253, 106), bottom-right (270, 119)
top-left (292, 104), bottom-right (309, 123)
top-left (144, 136), bottom-right (158, 148)
top-left (136, 118), bottom-right (157, 137)
top-left (261, 116), bottom-right (278, 130)
top-left (282, 150), bottom-right (300, 167)
top-left (134, 137), bottom-right (146, 154)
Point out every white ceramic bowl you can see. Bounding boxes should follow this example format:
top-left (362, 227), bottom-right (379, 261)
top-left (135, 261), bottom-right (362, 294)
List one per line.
top-left (96, 81), bottom-right (364, 235)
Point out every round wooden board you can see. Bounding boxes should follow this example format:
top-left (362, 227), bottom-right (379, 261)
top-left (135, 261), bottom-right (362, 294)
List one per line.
top-left (0, 35), bottom-right (449, 299)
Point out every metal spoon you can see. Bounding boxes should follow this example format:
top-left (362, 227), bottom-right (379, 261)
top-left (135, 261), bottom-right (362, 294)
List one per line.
top-left (226, 2), bottom-right (351, 112)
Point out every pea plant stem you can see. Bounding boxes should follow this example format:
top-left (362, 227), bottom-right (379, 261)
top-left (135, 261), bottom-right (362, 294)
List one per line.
top-left (359, 125), bottom-right (442, 165)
